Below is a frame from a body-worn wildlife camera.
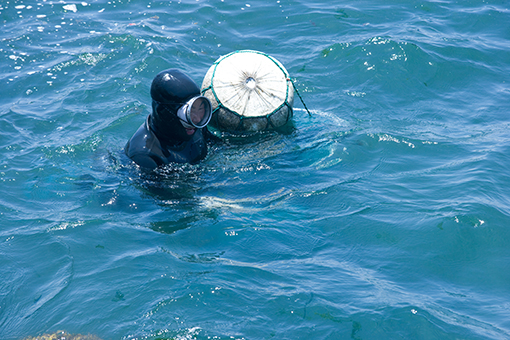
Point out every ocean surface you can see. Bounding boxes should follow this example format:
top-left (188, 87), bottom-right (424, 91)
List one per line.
top-left (1, 0), bottom-right (510, 339)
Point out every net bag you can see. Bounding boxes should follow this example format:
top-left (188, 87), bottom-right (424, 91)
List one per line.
top-left (201, 50), bottom-right (294, 133)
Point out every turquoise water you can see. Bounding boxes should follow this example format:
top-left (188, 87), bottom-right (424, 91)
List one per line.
top-left (2, 0), bottom-right (510, 339)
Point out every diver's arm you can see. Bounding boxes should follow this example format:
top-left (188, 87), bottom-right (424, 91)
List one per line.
top-left (129, 153), bottom-right (161, 171)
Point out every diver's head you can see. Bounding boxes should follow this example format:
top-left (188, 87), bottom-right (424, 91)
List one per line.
top-left (149, 69), bottom-right (212, 142)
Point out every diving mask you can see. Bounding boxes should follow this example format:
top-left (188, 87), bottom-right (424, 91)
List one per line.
top-left (176, 96), bottom-right (212, 129)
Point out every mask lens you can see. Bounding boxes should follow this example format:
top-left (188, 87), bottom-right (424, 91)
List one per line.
top-left (177, 96), bottom-right (212, 129)
top-left (189, 97), bottom-right (212, 127)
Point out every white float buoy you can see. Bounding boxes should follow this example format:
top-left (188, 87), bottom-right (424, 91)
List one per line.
top-left (201, 50), bottom-right (294, 133)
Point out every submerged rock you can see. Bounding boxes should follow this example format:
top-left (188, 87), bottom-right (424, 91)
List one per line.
top-left (23, 330), bottom-right (102, 340)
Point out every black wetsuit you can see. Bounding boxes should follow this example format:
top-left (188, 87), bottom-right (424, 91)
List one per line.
top-left (124, 69), bottom-right (210, 171)
top-left (124, 115), bottom-right (207, 170)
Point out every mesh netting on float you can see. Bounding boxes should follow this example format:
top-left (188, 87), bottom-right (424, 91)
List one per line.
top-left (201, 50), bottom-right (310, 134)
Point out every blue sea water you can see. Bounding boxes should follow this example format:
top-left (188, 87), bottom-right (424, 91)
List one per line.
top-left (1, 0), bottom-right (510, 339)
